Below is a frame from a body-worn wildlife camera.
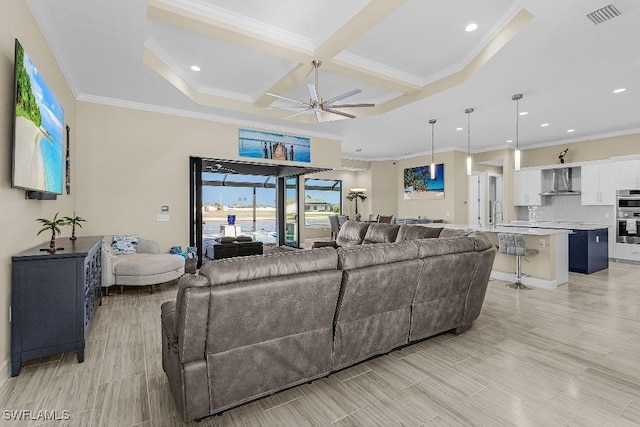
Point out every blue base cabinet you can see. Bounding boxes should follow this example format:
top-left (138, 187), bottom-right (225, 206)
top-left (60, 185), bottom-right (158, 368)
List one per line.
top-left (569, 228), bottom-right (608, 274)
top-left (11, 236), bottom-right (102, 376)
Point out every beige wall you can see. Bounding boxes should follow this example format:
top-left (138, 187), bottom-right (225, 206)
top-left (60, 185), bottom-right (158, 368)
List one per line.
top-left (75, 102), bottom-right (342, 252)
top-left (474, 135), bottom-right (640, 221)
top-left (0, 3), bottom-right (77, 380)
top-left (519, 133), bottom-right (640, 167)
top-left (391, 151), bottom-right (469, 224)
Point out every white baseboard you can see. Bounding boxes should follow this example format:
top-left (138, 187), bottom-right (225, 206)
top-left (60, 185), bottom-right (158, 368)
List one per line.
top-left (490, 271), bottom-right (562, 290)
top-left (0, 356), bottom-right (9, 388)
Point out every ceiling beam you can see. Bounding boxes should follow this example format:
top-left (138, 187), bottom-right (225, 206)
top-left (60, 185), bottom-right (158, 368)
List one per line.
top-left (377, 8), bottom-right (535, 114)
top-left (147, 0), bottom-right (312, 64)
top-left (253, 0), bottom-right (408, 107)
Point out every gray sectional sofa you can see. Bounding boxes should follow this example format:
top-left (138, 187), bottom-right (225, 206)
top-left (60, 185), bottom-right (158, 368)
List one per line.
top-left (160, 223), bottom-right (496, 421)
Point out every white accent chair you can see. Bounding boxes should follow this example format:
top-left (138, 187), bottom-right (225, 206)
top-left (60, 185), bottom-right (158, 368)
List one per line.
top-left (102, 236), bottom-right (185, 294)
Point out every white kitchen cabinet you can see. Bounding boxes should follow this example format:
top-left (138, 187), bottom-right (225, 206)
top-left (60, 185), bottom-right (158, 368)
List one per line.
top-left (616, 243), bottom-right (640, 262)
top-left (616, 159), bottom-right (640, 189)
top-left (513, 169), bottom-right (542, 206)
top-left (582, 163), bottom-right (615, 205)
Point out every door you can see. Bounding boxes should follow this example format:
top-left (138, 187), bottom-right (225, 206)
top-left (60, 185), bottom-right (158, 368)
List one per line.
top-left (468, 175), bottom-right (481, 228)
top-left (285, 176), bottom-right (299, 247)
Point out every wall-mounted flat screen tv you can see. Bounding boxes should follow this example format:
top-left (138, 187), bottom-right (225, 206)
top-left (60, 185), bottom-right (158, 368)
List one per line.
top-left (12, 39), bottom-right (65, 195)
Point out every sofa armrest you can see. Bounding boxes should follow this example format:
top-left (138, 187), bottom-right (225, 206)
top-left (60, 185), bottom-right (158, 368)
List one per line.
top-left (175, 274), bottom-right (211, 363)
top-left (161, 300), bottom-right (178, 346)
top-left (101, 247), bottom-right (115, 288)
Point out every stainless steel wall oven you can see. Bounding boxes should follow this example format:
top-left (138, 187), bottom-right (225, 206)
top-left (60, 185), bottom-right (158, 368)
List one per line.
top-left (617, 190), bottom-right (640, 243)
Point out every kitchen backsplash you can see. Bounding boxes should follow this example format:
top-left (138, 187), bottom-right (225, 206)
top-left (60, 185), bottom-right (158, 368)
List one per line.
top-left (515, 195), bottom-right (614, 225)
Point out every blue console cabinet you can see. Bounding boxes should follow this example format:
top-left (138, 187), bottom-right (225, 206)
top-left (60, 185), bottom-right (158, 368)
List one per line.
top-left (568, 228), bottom-right (608, 274)
top-left (11, 236), bottom-right (102, 376)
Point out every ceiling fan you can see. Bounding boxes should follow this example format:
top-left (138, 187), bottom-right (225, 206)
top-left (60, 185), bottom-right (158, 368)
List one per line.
top-left (266, 60), bottom-right (375, 122)
top-left (205, 163), bottom-right (237, 174)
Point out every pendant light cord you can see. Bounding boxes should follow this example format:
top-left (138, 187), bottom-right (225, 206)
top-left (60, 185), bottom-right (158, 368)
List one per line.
top-left (516, 98), bottom-right (519, 151)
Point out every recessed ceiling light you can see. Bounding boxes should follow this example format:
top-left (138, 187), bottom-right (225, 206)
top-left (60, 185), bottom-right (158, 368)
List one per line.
top-left (456, 127), bottom-right (463, 131)
top-left (519, 111), bottom-right (528, 116)
top-left (540, 123), bottom-right (549, 127)
top-left (355, 148), bottom-right (362, 152)
top-left (567, 129), bottom-right (575, 133)
top-left (506, 139), bottom-right (513, 143)
top-left (190, 65), bottom-right (201, 72)
top-left (465, 23), bottom-right (478, 32)
top-left (613, 88), bottom-right (626, 94)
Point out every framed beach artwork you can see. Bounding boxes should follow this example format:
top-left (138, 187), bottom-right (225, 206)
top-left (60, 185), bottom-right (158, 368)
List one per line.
top-left (239, 129), bottom-right (310, 163)
top-left (403, 164), bottom-right (445, 200)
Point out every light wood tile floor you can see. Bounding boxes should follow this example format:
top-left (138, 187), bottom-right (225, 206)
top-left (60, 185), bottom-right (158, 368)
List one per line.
top-left (2, 262), bottom-right (640, 426)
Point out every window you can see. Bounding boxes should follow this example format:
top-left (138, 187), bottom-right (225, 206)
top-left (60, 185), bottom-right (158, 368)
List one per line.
top-left (201, 171), bottom-right (276, 244)
top-left (304, 178), bottom-right (341, 226)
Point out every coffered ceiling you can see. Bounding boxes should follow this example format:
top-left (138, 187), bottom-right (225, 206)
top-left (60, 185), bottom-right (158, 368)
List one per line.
top-left (27, 0), bottom-right (640, 160)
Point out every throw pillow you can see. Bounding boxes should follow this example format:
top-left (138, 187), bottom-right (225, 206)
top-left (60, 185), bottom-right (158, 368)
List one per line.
top-left (101, 242), bottom-right (118, 259)
top-left (112, 234), bottom-right (139, 255)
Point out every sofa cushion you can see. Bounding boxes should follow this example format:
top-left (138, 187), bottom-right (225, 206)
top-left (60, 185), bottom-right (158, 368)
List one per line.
top-left (200, 247), bottom-right (338, 286)
top-left (336, 221), bottom-right (370, 247)
top-left (395, 225), bottom-right (442, 242)
top-left (363, 223), bottom-right (400, 244)
top-left (337, 241), bottom-right (418, 271)
top-left (216, 236), bottom-right (236, 243)
top-left (438, 228), bottom-right (470, 238)
top-left (112, 234), bottom-right (139, 254)
top-left (416, 236), bottom-right (477, 258)
top-left (114, 253), bottom-right (184, 276)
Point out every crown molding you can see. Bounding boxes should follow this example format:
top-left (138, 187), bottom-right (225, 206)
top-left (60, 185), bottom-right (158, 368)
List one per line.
top-left (145, 39), bottom-right (254, 103)
top-left (334, 51), bottom-right (424, 87)
top-left (422, 4), bottom-right (525, 85)
top-left (153, 0), bottom-right (313, 51)
top-left (513, 127), bottom-right (640, 152)
top-left (76, 93), bottom-right (343, 141)
top-left (26, 0), bottom-right (81, 98)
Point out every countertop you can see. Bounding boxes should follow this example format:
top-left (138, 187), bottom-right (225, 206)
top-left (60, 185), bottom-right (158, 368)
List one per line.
top-left (420, 223), bottom-right (570, 236)
top-left (504, 221), bottom-right (612, 231)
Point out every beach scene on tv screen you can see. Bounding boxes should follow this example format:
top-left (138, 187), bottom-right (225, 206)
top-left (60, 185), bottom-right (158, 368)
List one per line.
top-left (13, 41), bottom-right (64, 194)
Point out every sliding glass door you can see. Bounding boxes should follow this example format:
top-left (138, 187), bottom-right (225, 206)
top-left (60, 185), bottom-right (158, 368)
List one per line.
top-left (284, 177), bottom-right (299, 248)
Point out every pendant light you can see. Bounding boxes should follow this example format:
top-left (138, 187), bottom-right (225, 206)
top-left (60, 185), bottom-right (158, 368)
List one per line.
top-left (465, 108), bottom-right (474, 176)
top-left (512, 93), bottom-right (523, 171)
top-left (429, 119), bottom-right (437, 180)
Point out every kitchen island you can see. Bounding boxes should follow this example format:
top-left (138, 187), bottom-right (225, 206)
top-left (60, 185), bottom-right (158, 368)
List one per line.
top-left (422, 224), bottom-right (570, 289)
top-left (501, 221), bottom-right (610, 274)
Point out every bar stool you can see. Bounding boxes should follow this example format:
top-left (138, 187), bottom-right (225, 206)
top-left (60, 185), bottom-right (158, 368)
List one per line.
top-left (497, 233), bottom-right (539, 290)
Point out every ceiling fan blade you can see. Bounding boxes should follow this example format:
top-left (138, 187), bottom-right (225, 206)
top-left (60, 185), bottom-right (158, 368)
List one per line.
top-left (285, 109), bottom-right (312, 120)
top-left (265, 105), bottom-right (310, 110)
top-left (315, 110), bottom-right (324, 123)
top-left (324, 108), bottom-right (356, 119)
top-left (265, 92), bottom-right (309, 106)
top-left (307, 84), bottom-right (319, 102)
top-left (327, 103), bottom-right (375, 108)
top-left (323, 89), bottom-right (361, 105)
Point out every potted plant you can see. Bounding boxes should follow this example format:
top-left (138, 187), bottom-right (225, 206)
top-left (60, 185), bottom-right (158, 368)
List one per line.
top-left (346, 189), bottom-right (367, 222)
top-left (36, 212), bottom-right (69, 253)
top-left (64, 212), bottom-right (86, 240)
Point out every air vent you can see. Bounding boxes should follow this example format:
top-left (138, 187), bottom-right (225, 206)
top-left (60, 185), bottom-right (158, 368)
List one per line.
top-left (586, 4), bottom-right (622, 24)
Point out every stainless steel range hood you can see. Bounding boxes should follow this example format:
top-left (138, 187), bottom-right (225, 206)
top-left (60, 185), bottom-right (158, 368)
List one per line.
top-left (540, 167), bottom-right (581, 196)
